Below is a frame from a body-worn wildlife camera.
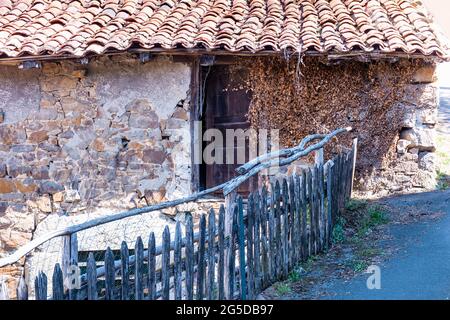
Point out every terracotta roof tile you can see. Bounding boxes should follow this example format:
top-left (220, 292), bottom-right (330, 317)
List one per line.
top-left (0, 0), bottom-right (446, 58)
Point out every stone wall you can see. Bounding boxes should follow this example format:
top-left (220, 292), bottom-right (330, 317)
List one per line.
top-left (0, 54), bottom-right (193, 295)
top-left (355, 64), bottom-right (439, 196)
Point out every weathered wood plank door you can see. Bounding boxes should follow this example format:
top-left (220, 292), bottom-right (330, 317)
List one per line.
top-left (204, 65), bottom-right (256, 195)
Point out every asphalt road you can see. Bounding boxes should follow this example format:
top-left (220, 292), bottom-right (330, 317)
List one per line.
top-left (321, 190), bottom-right (450, 300)
top-left (438, 87), bottom-right (450, 135)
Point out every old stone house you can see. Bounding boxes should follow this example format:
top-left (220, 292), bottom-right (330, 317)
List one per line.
top-left (0, 0), bottom-right (447, 295)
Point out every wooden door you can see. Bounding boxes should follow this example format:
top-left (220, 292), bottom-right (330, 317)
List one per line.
top-left (203, 65), bottom-right (256, 195)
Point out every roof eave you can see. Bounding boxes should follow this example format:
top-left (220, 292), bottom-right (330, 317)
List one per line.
top-left (0, 48), bottom-right (446, 65)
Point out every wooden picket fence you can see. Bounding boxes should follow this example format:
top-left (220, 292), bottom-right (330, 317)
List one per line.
top-left (22, 144), bottom-right (355, 300)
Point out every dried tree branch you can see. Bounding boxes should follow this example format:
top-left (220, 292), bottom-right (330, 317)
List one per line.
top-left (0, 127), bottom-right (351, 268)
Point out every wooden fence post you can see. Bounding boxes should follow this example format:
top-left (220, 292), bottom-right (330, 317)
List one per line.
top-left (148, 232), bottom-right (156, 300)
top-left (120, 241), bottom-right (129, 300)
top-left (175, 221), bottom-right (183, 300)
top-left (350, 138), bottom-right (358, 198)
top-left (16, 274), bottom-right (28, 300)
top-left (238, 196), bottom-right (247, 300)
top-left (0, 278), bottom-right (9, 300)
top-left (35, 272), bottom-right (47, 300)
top-left (62, 233), bottom-right (78, 299)
top-left (206, 210), bottom-right (216, 300)
top-left (224, 190), bottom-right (237, 299)
top-left (197, 215), bottom-right (206, 300)
top-left (86, 252), bottom-right (97, 300)
top-left (315, 148), bottom-right (324, 252)
top-left (52, 263), bottom-right (64, 300)
top-left (184, 215), bottom-right (194, 300)
top-left (162, 226), bottom-right (171, 300)
top-left (218, 206), bottom-right (225, 300)
top-left (326, 160), bottom-right (334, 249)
top-left (135, 236), bottom-right (144, 300)
top-left (104, 247), bottom-right (115, 300)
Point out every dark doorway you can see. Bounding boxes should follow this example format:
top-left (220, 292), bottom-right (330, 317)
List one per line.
top-left (200, 65), bottom-right (257, 195)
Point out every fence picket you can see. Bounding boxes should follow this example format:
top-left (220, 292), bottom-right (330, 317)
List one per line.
top-left (253, 191), bottom-right (262, 294)
top-left (174, 221), bottom-right (183, 300)
top-left (246, 194), bottom-right (254, 299)
top-left (87, 252), bottom-right (97, 300)
top-left (314, 166), bottom-right (321, 254)
top-left (274, 181), bottom-right (282, 279)
top-left (197, 215), bottom-right (206, 300)
top-left (301, 171), bottom-right (308, 261)
top-left (120, 241), bottom-right (129, 300)
top-left (185, 214), bottom-right (194, 300)
top-left (135, 236), bottom-right (144, 300)
top-left (228, 205), bottom-right (238, 299)
top-left (104, 247), bottom-right (115, 300)
top-left (207, 210), bottom-right (216, 300)
top-left (218, 205), bottom-right (225, 300)
top-left (52, 263), bottom-right (64, 300)
top-left (237, 196), bottom-right (247, 299)
top-left (318, 162), bottom-right (325, 251)
top-left (326, 162), bottom-right (334, 249)
top-left (35, 271), bottom-right (47, 300)
top-left (288, 175), bottom-right (297, 265)
top-left (268, 184), bottom-right (276, 282)
top-left (281, 179), bottom-right (289, 279)
top-left (293, 174), bottom-right (301, 264)
top-left (162, 226), bottom-right (171, 300)
top-left (148, 232), bottom-right (156, 300)
top-left (16, 275), bottom-right (28, 300)
top-left (0, 278), bottom-right (9, 300)
top-left (260, 186), bottom-right (269, 287)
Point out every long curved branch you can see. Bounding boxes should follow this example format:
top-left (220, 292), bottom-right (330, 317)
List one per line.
top-left (223, 127), bottom-right (351, 195)
top-left (0, 127), bottom-right (351, 268)
top-left (235, 133), bottom-right (327, 175)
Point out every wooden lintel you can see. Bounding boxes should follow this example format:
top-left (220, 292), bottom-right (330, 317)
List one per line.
top-left (0, 48), bottom-right (443, 66)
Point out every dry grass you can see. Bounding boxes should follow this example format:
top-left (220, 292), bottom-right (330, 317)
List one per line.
top-left (436, 133), bottom-right (450, 190)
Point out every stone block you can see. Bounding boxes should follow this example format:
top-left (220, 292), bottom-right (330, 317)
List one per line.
top-left (128, 111), bottom-right (159, 129)
top-left (28, 130), bottom-right (49, 143)
top-left (400, 127), bottom-right (436, 152)
top-left (0, 229), bottom-right (31, 250)
top-left (36, 196), bottom-right (52, 213)
top-left (7, 163), bottom-right (32, 178)
top-left (41, 76), bottom-right (78, 92)
top-left (39, 181), bottom-right (64, 194)
top-left (91, 138), bottom-right (105, 152)
top-left (171, 107), bottom-right (189, 120)
top-left (10, 144), bottom-right (35, 153)
top-left (411, 65), bottom-right (437, 84)
top-left (0, 125), bottom-right (26, 145)
top-left (401, 109), bottom-right (416, 128)
top-left (125, 99), bottom-right (153, 113)
top-left (0, 202), bottom-right (7, 215)
top-left (14, 178), bottom-right (38, 193)
top-left (53, 191), bottom-right (64, 202)
top-left (31, 167), bottom-right (50, 180)
top-left (0, 179), bottom-right (16, 194)
top-left (0, 164), bottom-right (6, 178)
top-left (142, 149), bottom-right (166, 164)
top-left (397, 139), bottom-right (411, 154)
top-left (416, 108), bottom-right (437, 125)
top-left (419, 152), bottom-right (436, 172)
top-left (65, 189), bottom-right (81, 203)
